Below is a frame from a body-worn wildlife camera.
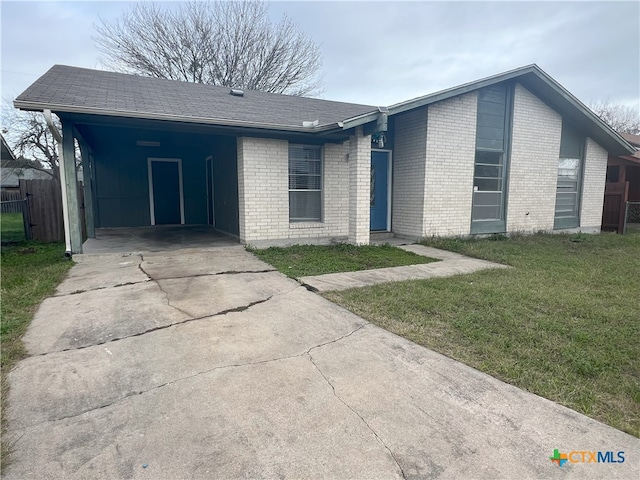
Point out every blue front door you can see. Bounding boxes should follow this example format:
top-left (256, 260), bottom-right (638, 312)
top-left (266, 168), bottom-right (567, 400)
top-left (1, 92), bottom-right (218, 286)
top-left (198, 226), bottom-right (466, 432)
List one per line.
top-left (370, 151), bottom-right (389, 231)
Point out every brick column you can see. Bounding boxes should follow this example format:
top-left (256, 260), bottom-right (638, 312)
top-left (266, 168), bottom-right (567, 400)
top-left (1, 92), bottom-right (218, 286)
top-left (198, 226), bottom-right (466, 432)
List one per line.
top-left (348, 127), bottom-right (371, 244)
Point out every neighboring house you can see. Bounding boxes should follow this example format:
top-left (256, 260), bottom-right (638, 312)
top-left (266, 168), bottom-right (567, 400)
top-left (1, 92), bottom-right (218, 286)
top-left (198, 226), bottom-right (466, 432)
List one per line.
top-left (1, 133), bottom-right (17, 164)
top-left (0, 134), bottom-right (52, 192)
top-left (602, 133), bottom-right (640, 231)
top-left (1, 167), bottom-right (53, 192)
top-left (14, 64), bottom-right (634, 253)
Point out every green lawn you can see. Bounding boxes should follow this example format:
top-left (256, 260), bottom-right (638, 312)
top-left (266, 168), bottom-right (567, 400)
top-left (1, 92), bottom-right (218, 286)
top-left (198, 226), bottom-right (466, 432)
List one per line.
top-left (1, 213), bottom-right (26, 243)
top-left (324, 232), bottom-right (640, 437)
top-left (249, 243), bottom-right (438, 278)
top-left (1, 242), bottom-right (73, 461)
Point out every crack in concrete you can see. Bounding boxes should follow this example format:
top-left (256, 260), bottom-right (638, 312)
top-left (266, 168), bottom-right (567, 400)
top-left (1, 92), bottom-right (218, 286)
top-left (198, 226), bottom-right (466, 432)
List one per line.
top-left (307, 353), bottom-right (407, 480)
top-left (18, 322), bottom-right (367, 432)
top-left (34, 284), bottom-right (304, 358)
top-left (153, 279), bottom-right (198, 318)
top-left (32, 296), bottom-right (274, 358)
top-left (306, 323), bottom-right (367, 355)
top-left (137, 262), bottom-right (276, 282)
top-left (54, 280), bottom-right (152, 297)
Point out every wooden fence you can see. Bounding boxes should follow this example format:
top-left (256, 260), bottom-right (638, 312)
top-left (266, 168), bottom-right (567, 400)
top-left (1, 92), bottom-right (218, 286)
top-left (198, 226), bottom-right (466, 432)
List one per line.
top-left (8, 179), bottom-right (86, 242)
top-left (602, 181), bottom-right (629, 233)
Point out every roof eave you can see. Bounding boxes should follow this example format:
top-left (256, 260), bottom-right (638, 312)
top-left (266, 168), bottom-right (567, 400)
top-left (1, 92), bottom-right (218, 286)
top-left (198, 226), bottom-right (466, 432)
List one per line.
top-left (12, 100), bottom-right (343, 135)
top-left (387, 64), bottom-right (540, 115)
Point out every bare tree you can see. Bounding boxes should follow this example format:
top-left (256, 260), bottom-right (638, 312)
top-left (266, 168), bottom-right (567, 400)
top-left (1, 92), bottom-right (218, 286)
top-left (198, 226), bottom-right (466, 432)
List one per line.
top-left (589, 99), bottom-right (640, 135)
top-left (94, 0), bottom-right (323, 96)
top-left (1, 100), bottom-right (60, 179)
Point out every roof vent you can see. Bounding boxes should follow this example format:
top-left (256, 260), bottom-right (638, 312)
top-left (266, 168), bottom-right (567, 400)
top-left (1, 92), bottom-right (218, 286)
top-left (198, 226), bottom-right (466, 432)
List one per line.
top-left (230, 88), bottom-right (244, 97)
top-left (302, 120), bottom-right (319, 128)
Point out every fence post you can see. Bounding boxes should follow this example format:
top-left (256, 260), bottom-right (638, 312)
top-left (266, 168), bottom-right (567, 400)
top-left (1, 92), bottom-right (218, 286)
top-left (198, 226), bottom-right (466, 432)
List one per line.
top-left (623, 202), bottom-right (629, 235)
top-left (22, 195), bottom-right (32, 240)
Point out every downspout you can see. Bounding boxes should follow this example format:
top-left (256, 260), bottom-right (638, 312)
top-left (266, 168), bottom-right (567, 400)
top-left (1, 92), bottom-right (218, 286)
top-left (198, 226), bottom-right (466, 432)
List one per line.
top-left (44, 110), bottom-right (72, 257)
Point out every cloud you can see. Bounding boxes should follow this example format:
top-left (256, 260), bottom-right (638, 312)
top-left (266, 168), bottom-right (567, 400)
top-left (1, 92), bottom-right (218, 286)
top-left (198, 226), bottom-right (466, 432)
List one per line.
top-left (2, 0), bottom-right (638, 112)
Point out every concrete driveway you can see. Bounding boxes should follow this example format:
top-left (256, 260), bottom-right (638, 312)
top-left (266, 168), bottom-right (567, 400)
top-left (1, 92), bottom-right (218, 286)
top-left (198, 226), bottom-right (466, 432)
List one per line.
top-left (5, 246), bottom-right (639, 479)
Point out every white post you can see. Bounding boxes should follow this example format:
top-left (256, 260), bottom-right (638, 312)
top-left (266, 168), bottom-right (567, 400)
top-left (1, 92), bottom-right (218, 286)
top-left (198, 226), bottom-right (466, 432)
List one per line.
top-left (44, 110), bottom-right (72, 255)
top-left (61, 121), bottom-right (83, 253)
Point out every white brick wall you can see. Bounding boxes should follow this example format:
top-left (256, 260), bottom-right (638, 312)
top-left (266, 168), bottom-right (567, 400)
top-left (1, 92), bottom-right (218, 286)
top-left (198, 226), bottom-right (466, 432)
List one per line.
top-left (237, 136), bottom-right (351, 246)
top-left (580, 137), bottom-right (608, 230)
top-left (392, 108), bottom-right (427, 238)
top-left (348, 127), bottom-right (371, 244)
top-left (423, 92), bottom-right (477, 236)
top-left (507, 84), bottom-right (562, 233)
top-left (236, 87), bottom-right (609, 245)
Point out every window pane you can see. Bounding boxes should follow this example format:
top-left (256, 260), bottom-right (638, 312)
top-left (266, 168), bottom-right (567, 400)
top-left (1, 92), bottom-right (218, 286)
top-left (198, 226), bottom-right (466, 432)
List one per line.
top-left (475, 151), bottom-right (502, 165)
top-left (289, 144), bottom-right (322, 222)
top-left (289, 191), bottom-right (321, 221)
top-left (557, 179), bottom-right (578, 190)
top-left (474, 165), bottom-right (502, 178)
top-left (473, 192), bottom-right (501, 207)
top-left (289, 175), bottom-right (321, 190)
top-left (472, 205), bottom-right (501, 220)
top-left (289, 145), bottom-right (321, 161)
top-left (474, 178), bottom-right (501, 191)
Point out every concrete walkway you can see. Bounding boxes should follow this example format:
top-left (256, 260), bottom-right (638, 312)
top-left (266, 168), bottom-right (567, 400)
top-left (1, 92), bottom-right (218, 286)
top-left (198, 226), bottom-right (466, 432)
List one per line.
top-left (4, 246), bottom-right (638, 479)
top-left (301, 244), bottom-right (509, 292)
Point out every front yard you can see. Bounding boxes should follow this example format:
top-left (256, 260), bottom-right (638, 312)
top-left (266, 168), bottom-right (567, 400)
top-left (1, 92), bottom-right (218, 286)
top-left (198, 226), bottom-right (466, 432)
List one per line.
top-left (323, 232), bottom-right (640, 437)
top-left (249, 243), bottom-right (437, 278)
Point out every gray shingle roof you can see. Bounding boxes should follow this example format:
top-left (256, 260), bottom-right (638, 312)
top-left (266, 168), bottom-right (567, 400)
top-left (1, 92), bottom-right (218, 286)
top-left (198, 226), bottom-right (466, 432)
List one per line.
top-left (14, 64), bottom-right (634, 156)
top-left (14, 65), bottom-right (377, 132)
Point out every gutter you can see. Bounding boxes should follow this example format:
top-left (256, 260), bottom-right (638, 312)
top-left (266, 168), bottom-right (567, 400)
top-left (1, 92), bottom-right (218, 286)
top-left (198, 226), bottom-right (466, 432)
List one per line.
top-left (14, 100), bottom-right (349, 135)
top-left (44, 109), bottom-right (72, 257)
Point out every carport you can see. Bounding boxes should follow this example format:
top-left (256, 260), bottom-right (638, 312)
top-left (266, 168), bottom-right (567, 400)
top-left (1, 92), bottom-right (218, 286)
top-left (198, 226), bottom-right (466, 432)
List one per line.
top-left (82, 225), bottom-right (239, 254)
top-left (14, 65), bottom-right (383, 253)
top-left (52, 114), bottom-right (242, 254)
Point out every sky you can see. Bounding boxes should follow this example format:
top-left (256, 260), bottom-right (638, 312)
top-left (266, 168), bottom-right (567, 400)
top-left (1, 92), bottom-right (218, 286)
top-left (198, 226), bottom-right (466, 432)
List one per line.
top-left (1, 0), bottom-right (639, 112)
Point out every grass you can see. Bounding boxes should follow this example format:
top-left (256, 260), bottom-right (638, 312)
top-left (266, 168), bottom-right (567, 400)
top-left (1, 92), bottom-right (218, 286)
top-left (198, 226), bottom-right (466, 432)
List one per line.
top-left (1, 213), bottom-right (26, 243)
top-left (249, 243), bottom-right (438, 278)
top-left (324, 232), bottom-right (640, 437)
top-left (1, 242), bottom-right (73, 462)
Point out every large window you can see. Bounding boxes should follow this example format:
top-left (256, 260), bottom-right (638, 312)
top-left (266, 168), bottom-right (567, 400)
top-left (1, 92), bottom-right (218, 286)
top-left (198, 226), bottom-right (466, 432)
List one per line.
top-left (289, 145), bottom-right (322, 222)
top-left (471, 84), bottom-right (512, 234)
top-left (554, 124), bottom-right (583, 229)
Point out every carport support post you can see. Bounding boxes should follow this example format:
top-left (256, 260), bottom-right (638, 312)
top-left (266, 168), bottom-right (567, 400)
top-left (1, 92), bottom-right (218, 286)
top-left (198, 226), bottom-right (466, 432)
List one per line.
top-left (348, 126), bottom-right (371, 245)
top-left (61, 121), bottom-right (83, 253)
top-left (79, 141), bottom-right (96, 238)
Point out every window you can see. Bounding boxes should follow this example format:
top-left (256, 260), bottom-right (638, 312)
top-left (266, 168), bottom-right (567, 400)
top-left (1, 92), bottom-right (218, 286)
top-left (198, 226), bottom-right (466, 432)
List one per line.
top-left (289, 145), bottom-right (322, 222)
top-left (471, 84), bottom-right (512, 233)
top-left (554, 124), bottom-right (583, 229)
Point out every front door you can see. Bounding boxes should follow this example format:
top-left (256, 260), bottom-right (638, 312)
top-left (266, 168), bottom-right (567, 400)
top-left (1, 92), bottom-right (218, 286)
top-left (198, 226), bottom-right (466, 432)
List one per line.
top-left (148, 158), bottom-right (184, 225)
top-left (370, 151), bottom-right (390, 231)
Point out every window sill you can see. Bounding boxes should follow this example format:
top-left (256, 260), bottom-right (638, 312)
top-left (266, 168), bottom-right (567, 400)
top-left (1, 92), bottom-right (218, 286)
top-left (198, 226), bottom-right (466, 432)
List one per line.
top-left (289, 222), bottom-right (324, 229)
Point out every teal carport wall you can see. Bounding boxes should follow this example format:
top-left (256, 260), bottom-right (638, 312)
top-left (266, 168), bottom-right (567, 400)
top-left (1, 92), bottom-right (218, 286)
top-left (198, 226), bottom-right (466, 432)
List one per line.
top-left (70, 116), bottom-right (240, 236)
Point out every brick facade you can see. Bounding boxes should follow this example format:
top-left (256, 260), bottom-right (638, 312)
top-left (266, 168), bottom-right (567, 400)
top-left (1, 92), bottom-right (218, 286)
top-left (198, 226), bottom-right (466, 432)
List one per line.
top-left (348, 127), bottom-right (372, 244)
top-left (423, 92), bottom-right (477, 237)
top-left (237, 135), bottom-right (365, 246)
top-left (507, 84), bottom-right (562, 233)
top-left (580, 137), bottom-right (608, 231)
top-left (392, 108), bottom-right (428, 238)
top-left (236, 84), bottom-right (611, 245)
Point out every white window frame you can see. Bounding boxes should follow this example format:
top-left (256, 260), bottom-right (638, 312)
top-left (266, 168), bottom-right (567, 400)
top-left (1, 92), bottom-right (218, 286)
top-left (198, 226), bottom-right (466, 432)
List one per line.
top-left (288, 144), bottom-right (323, 222)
